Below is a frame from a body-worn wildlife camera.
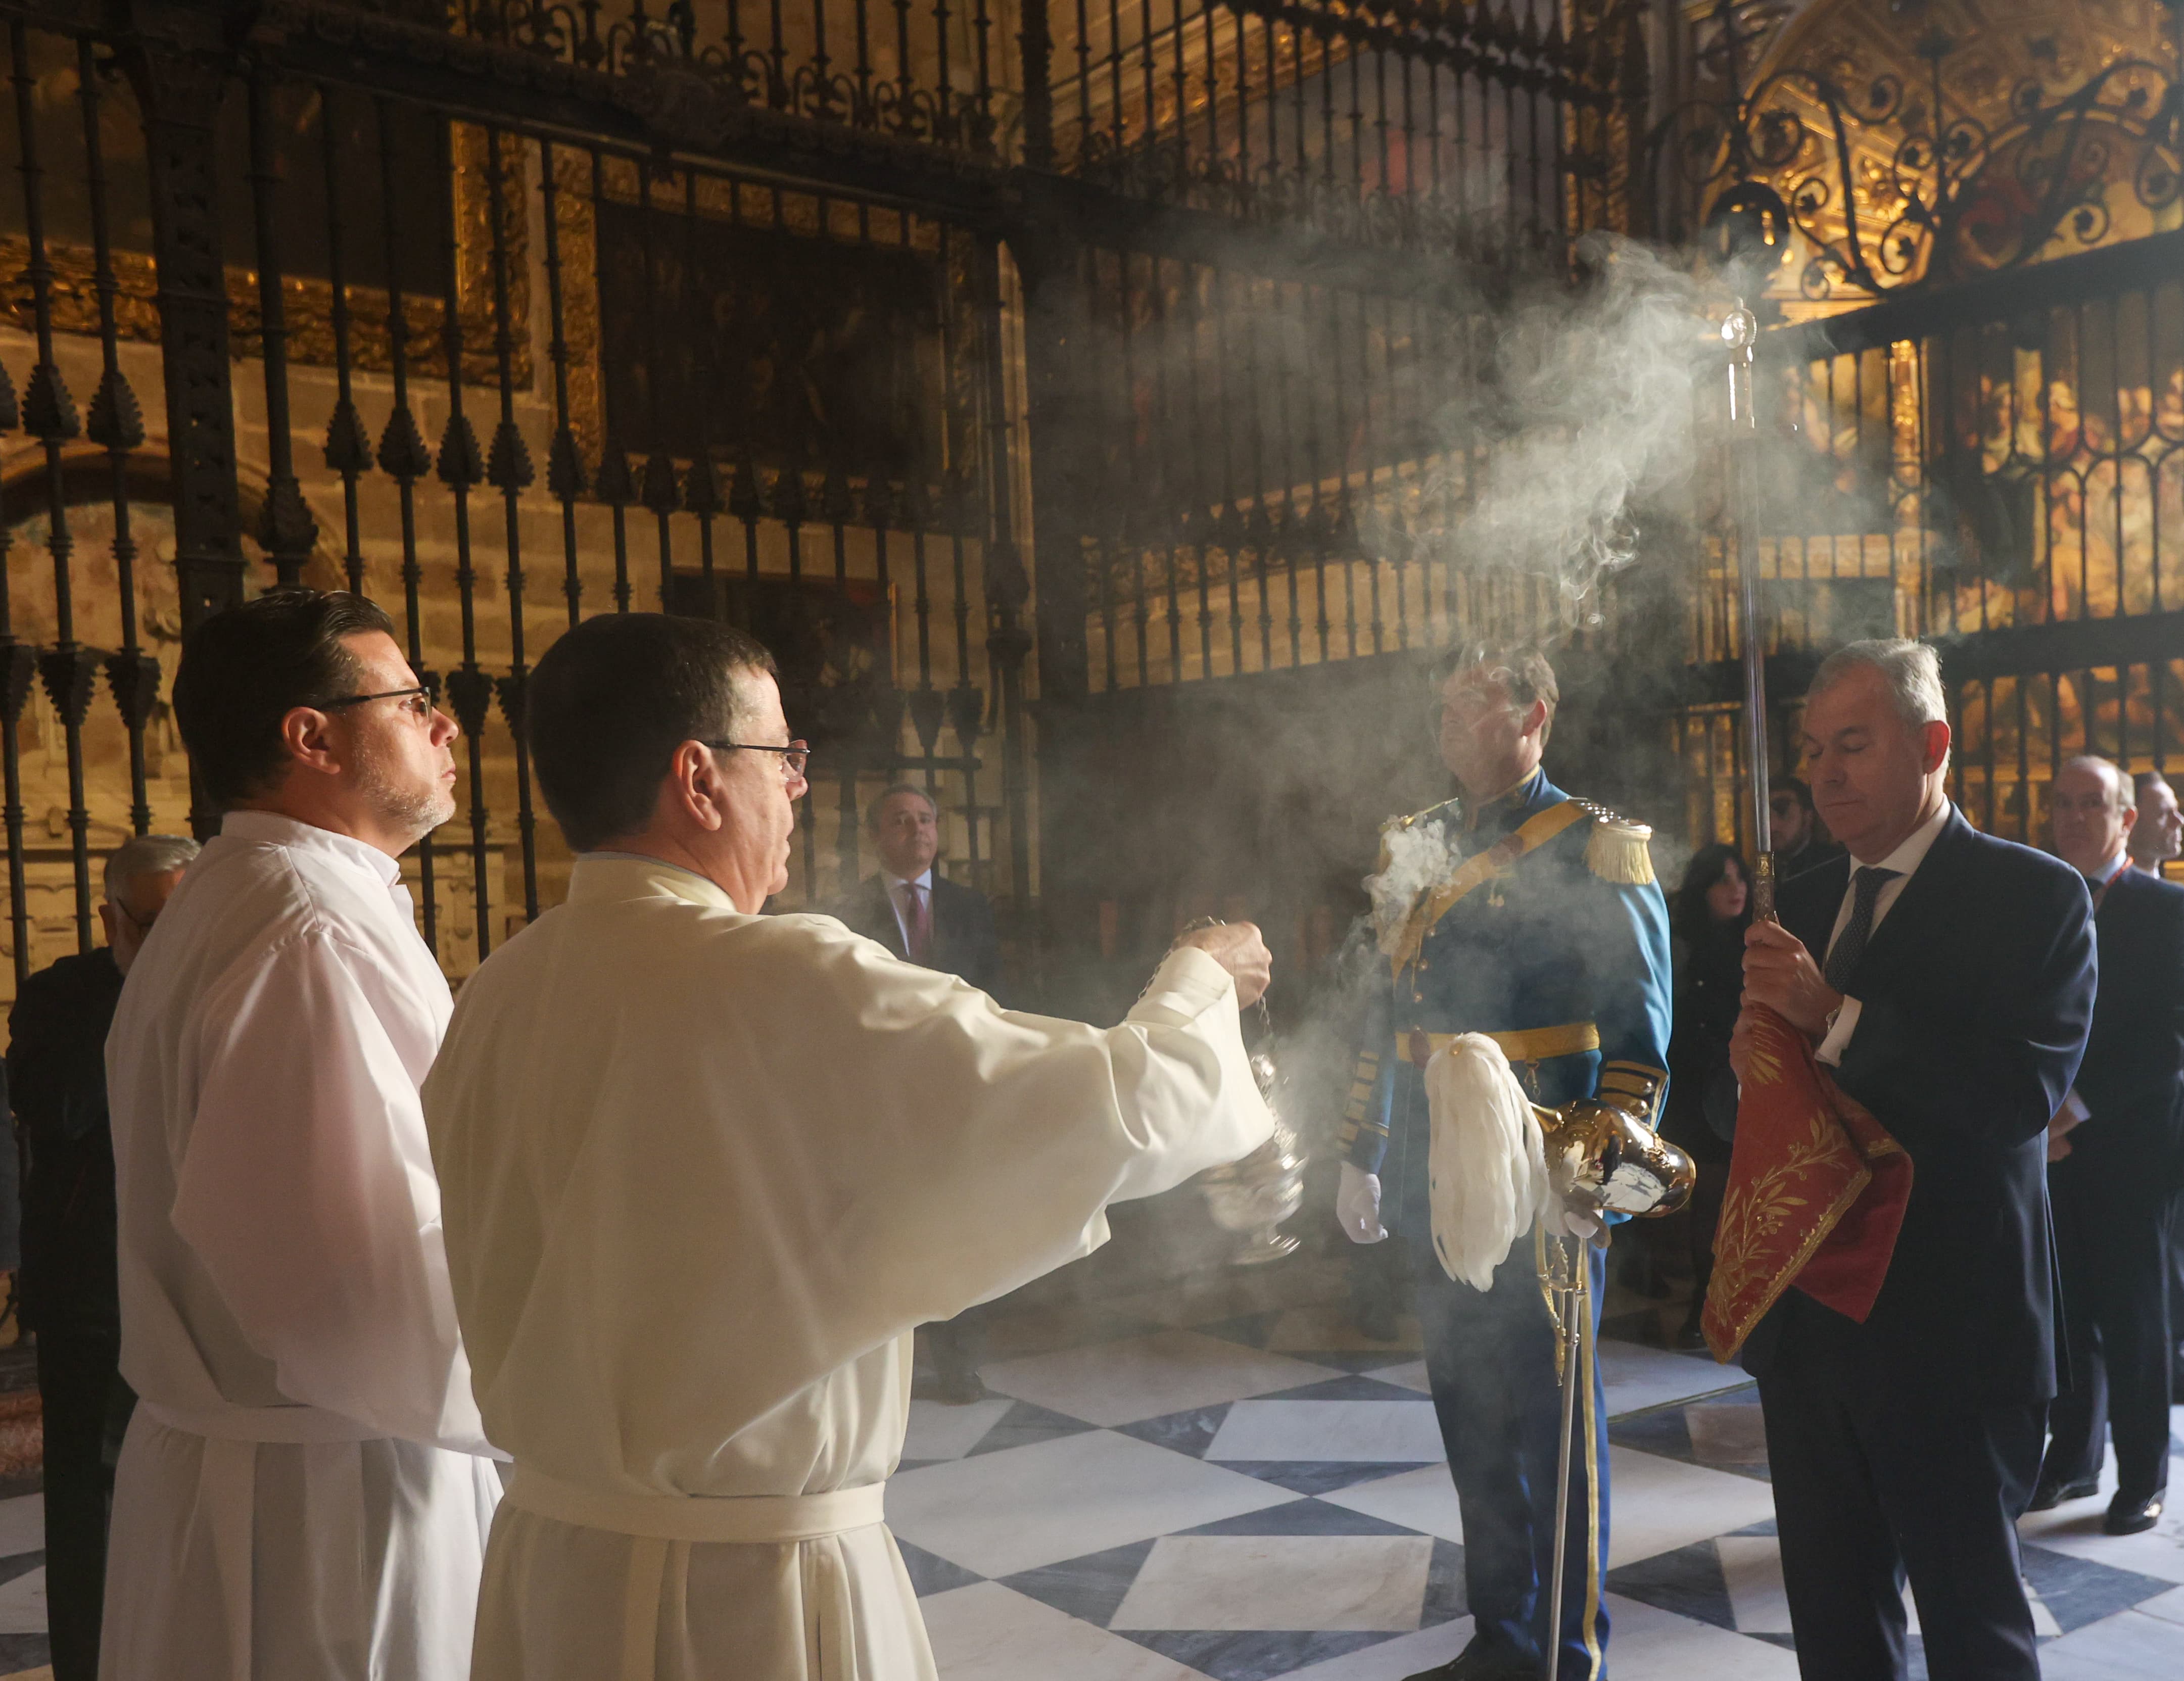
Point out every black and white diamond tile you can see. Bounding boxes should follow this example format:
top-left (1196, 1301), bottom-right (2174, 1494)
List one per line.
top-left (0, 1492), bottom-right (47, 1678)
top-left (894, 1298), bottom-right (2184, 1680)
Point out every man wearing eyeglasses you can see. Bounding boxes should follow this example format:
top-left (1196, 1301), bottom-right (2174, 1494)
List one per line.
top-left (7, 833), bottom-right (195, 1681)
top-left (423, 610), bottom-right (1275, 1681)
top-left (103, 589), bottom-right (501, 1681)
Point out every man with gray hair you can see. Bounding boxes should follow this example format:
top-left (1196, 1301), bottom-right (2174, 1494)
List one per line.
top-left (7, 832), bottom-right (197, 1680)
top-left (2032, 755), bottom-right (2184, 1533)
top-left (833, 781), bottom-right (1007, 1400)
top-left (1733, 638), bottom-right (2096, 1681)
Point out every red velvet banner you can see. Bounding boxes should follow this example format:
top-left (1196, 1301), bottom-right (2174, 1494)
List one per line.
top-left (1701, 1004), bottom-right (1915, 1363)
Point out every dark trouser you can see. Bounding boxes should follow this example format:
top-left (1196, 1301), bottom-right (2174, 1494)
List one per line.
top-left (1757, 1302), bottom-right (2044, 1681)
top-left (2170, 1186), bottom-right (2184, 1378)
top-left (2044, 1165), bottom-right (2174, 1500)
top-left (1350, 1228), bottom-right (1411, 1326)
top-left (35, 1322), bottom-right (134, 1681)
top-left (1415, 1232), bottom-right (1609, 1680)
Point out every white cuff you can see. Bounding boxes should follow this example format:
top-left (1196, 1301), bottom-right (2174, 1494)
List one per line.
top-left (1814, 996), bottom-right (1863, 1068)
top-left (1129, 945), bottom-right (1236, 1027)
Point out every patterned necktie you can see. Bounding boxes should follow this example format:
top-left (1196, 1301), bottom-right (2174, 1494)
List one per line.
top-left (896, 881), bottom-right (932, 962)
top-left (1823, 866), bottom-right (1899, 993)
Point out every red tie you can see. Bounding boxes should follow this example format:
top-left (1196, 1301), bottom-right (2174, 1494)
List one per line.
top-left (897, 881), bottom-right (932, 962)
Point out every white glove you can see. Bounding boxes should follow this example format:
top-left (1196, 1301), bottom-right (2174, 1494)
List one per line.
top-left (1540, 1200), bottom-right (1605, 1244)
top-left (1337, 1163), bottom-right (1389, 1244)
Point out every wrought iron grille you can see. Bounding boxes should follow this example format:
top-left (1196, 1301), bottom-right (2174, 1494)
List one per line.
top-left (1065, 243), bottom-right (1628, 692)
top-left (1643, 0), bottom-right (2184, 306)
top-left (1049, 0), bottom-right (1644, 254)
top-left (1681, 232), bottom-right (2184, 851)
top-left (438, 0), bottom-right (1022, 158)
top-left (0, 3), bottom-right (1027, 997)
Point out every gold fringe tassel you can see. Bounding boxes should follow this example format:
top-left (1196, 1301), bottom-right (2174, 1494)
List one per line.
top-left (1585, 820), bottom-right (1655, 886)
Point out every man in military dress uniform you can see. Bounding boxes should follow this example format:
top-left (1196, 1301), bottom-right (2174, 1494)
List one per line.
top-left (1336, 646), bottom-right (1673, 1681)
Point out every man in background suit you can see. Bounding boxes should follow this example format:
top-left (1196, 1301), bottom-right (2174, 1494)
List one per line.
top-left (2131, 770), bottom-right (2180, 876)
top-left (2034, 757), bottom-right (2184, 1533)
top-left (834, 782), bottom-right (1005, 1401)
top-left (7, 833), bottom-right (198, 1681)
top-left (835, 783), bottom-right (1003, 998)
top-left (1768, 777), bottom-right (1842, 880)
top-left (1734, 639), bottom-right (2095, 1681)
top-left (2142, 772), bottom-right (2184, 1392)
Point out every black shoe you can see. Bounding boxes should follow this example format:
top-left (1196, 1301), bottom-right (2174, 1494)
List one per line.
top-left (931, 1364), bottom-right (987, 1405)
top-left (1403, 1642), bottom-right (1536, 1681)
top-left (1673, 1304), bottom-right (1709, 1353)
top-left (2027, 1473), bottom-right (2100, 1512)
top-left (2105, 1490), bottom-right (2164, 1535)
top-left (1353, 1295), bottom-right (1401, 1343)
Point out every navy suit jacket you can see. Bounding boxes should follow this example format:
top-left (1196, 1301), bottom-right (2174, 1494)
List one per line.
top-left (2066, 866), bottom-right (2184, 1198)
top-left (834, 872), bottom-right (1005, 1001)
top-left (1742, 808), bottom-right (2096, 1407)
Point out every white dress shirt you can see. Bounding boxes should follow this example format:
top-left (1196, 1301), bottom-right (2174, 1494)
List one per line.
top-left (1815, 801), bottom-right (1953, 1067)
top-left (883, 865), bottom-right (934, 950)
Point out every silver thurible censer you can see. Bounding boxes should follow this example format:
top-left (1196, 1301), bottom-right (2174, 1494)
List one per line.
top-left (1172, 918), bottom-right (1307, 1264)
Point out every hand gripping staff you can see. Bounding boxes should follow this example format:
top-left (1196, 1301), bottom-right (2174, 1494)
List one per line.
top-left (1696, 302), bottom-right (1914, 1369)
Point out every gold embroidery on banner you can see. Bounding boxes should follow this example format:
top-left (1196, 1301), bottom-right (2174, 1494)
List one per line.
top-left (1702, 1014), bottom-right (1873, 1359)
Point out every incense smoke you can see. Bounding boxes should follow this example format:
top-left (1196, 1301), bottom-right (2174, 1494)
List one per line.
top-left (1392, 233), bottom-right (1715, 627)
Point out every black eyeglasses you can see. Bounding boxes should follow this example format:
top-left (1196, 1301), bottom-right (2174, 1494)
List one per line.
top-left (705, 739), bottom-right (811, 779)
top-left (324, 686), bottom-right (436, 722)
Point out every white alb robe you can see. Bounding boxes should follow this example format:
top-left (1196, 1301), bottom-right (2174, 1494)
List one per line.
top-left (422, 856), bottom-right (1274, 1681)
top-left (102, 811), bottom-right (501, 1681)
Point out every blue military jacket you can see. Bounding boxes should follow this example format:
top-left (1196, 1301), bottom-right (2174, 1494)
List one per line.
top-left (1341, 770), bottom-right (1674, 1240)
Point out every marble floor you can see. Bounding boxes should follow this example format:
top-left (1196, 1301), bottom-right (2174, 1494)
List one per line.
top-left (0, 1268), bottom-right (2176, 1680)
top-left (0, 1487), bottom-right (49, 1681)
top-left (892, 1265), bottom-right (2184, 1680)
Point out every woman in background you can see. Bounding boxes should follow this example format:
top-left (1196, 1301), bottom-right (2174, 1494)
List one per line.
top-left (1663, 842), bottom-right (1750, 1349)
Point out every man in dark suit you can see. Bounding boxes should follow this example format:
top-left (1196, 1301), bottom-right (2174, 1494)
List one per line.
top-left (2032, 756), bottom-right (2184, 1533)
top-left (834, 782), bottom-right (1003, 997)
top-left (9, 834), bottom-right (197, 1681)
top-left (1768, 777), bottom-right (1843, 880)
top-left (833, 782), bottom-right (1005, 1401)
top-left (2131, 769), bottom-right (2180, 876)
top-left (1734, 639), bottom-right (2095, 1681)
top-left (2138, 770), bottom-right (2184, 1392)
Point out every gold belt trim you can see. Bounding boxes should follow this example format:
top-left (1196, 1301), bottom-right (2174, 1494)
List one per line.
top-left (1406, 1021), bottom-right (1600, 1067)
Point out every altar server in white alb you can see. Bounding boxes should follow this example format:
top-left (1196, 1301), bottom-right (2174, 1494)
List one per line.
top-left (103, 590), bottom-right (500, 1681)
top-left (423, 612), bottom-right (1276, 1681)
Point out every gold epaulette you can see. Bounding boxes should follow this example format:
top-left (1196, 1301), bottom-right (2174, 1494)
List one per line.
top-left (1569, 799), bottom-right (1656, 886)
